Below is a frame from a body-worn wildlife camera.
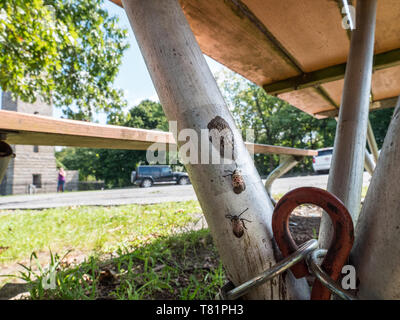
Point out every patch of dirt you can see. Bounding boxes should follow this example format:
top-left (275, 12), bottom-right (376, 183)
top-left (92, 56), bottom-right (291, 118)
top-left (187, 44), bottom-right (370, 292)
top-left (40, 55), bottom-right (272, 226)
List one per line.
top-left (92, 232), bottom-right (221, 300)
top-left (0, 249), bottom-right (90, 300)
top-left (0, 250), bottom-right (89, 284)
top-left (289, 204), bottom-right (322, 245)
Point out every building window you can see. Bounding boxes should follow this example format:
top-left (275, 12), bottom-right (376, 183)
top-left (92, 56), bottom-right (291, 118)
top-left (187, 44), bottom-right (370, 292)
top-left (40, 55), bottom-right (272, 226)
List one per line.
top-left (33, 174), bottom-right (42, 188)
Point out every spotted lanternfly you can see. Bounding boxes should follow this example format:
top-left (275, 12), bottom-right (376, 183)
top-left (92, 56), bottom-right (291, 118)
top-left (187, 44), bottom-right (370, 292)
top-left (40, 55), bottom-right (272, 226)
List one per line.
top-left (223, 167), bottom-right (246, 194)
top-left (225, 208), bottom-right (251, 238)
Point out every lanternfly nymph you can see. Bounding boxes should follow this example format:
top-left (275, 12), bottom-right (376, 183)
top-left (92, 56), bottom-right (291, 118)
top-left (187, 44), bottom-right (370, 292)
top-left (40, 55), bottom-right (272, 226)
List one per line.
top-left (225, 208), bottom-right (251, 238)
top-left (223, 167), bottom-right (246, 194)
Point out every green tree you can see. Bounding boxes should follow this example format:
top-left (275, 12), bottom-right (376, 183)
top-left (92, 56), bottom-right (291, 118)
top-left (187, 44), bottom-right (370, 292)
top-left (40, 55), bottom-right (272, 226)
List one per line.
top-left (56, 100), bottom-right (169, 188)
top-left (0, 0), bottom-right (129, 119)
top-left (56, 147), bottom-right (100, 181)
top-left (115, 99), bottom-right (169, 131)
top-left (217, 70), bottom-right (337, 174)
top-left (369, 108), bottom-right (394, 149)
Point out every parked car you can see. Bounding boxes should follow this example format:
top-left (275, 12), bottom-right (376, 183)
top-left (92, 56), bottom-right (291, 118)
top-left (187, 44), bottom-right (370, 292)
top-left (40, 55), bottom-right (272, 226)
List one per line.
top-left (131, 165), bottom-right (191, 188)
top-left (312, 147), bottom-right (333, 174)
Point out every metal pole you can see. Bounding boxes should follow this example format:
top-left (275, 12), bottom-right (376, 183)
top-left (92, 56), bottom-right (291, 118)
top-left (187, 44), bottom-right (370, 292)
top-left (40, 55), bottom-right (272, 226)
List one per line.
top-left (319, 0), bottom-right (377, 249)
top-left (122, 0), bottom-right (309, 299)
top-left (351, 96), bottom-right (400, 299)
top-left (265, 155), bottom-right (301, 205)
top-left (367, 119), bottom-right (379, 164)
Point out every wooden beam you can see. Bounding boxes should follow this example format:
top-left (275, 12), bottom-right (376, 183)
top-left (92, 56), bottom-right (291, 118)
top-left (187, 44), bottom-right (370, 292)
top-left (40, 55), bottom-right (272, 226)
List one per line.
top-left (0, 110), bottom-right (317, 156)
top-left (370, 96), bottom-right (399, 110)
top-left (226, 0), bottom-right (303, 73)
top-left (314, 96), bottom-right (399, 118)
top-left (0, 110), bottom-right (174, 150)
top-left (250, 143), bottom-right (316, 156)
top-left (264, 48), bottom-right (400, 95)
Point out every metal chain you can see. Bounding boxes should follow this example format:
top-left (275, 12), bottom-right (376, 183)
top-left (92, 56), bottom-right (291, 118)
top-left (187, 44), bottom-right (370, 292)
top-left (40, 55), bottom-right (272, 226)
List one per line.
top-left (306, 249), bottom-right (357, 300)
top-left (216, 239), bottom-right (358, 300)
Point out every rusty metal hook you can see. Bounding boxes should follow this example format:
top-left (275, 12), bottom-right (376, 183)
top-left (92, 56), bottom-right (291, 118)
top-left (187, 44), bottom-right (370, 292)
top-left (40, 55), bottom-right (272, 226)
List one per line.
top-left (272, 187), bottom-right (354, 300)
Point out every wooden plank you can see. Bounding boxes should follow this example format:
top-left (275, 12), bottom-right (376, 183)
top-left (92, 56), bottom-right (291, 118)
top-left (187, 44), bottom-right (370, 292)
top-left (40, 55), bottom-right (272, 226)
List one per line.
top-left (264, 48), bottom-right (400, 95)
top-left (371, 65), bottom-right (400, 101)
top-left (109, 0), bottom-right (400, 117)
top-left (315, 96), bottom-right (399, 118)
top-left (177, 0), bottom-right (300, 85)
top-left (243, 0), bottom-right (350, 73)
top-left (112, 0), bottom-right (300, 86)
top-left (0, 110), bottom-right (174, 148)
top-left (278, 87), bottom-right (335, 117)
top-left (320, 79), bottom-right (345, 106)
top-left (374, 0), bottom-right (400, 55)
top-left (250, 143), bottom-right (316, 156)
top-left (0, 111), bottom-right (317, 156)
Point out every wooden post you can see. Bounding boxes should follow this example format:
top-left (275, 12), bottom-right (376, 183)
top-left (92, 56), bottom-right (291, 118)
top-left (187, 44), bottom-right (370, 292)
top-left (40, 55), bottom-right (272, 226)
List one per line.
top-left (351, 97), bottom-right (400, 299)
top-left (319, 0), bottom-right (377, 249)
top-left (121, 0), bottom-right (309, 299)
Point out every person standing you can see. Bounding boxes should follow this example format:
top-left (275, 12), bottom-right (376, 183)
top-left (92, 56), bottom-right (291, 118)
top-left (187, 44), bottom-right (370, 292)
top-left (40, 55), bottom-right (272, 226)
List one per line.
top-left (57, 167), bottom-right (66, 192)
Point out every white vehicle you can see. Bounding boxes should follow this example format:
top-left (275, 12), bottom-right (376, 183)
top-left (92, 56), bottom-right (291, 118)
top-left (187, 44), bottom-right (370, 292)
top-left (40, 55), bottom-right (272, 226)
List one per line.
top-left (312, 147), bottom-right (333, 174)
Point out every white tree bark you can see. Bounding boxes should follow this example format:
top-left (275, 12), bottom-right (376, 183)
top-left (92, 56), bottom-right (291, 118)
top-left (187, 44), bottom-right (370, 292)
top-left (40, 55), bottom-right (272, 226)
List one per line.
top-left (121, 0), bottom-right (309, 299)
top-left (351, 98), bottom-right (400, 299)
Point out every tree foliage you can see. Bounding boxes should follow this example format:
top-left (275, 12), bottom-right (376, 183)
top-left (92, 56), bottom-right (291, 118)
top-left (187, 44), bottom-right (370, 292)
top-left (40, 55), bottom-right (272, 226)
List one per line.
top-left (0, 0), bottom-right (129, 119)
top-left (217, 71), bottom-right (337, 174)
top-left (369, 108), bottom-right (394, 150)
top-left (56, 100), bottom-right (169, 188)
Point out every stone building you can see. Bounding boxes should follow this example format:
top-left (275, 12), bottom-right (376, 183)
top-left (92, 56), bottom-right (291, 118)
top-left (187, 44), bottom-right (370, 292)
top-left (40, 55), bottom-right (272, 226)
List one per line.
top-left (0, 92), bottom-right (58, 195)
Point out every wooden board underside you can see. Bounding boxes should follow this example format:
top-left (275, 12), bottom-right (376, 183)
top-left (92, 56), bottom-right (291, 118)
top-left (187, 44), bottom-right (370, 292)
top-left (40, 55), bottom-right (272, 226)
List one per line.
top-left (278, 87), bottom-right (336, 117)
top-left (109, 0), bottom-right (400, 118)
top-left (177, 0), bottom-right (300, 85)
top-left (242, 0), bottom-right (350, 73)
top-left (0, 111), bottom-right (317, 156)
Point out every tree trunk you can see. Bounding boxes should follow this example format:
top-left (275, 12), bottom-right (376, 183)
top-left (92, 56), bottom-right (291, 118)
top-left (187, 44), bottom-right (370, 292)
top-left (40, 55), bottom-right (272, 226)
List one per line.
top-left (351, 98), bottom-right (400, 299)
top-left (122, 0), bottom-right (309, 299)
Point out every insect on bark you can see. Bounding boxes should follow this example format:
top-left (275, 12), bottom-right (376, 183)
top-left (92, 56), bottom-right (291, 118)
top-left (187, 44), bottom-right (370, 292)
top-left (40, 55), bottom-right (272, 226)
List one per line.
top-left (223, 166), bottom-right (246, 194)
top-left (225, 208), bottom-right (251, 238)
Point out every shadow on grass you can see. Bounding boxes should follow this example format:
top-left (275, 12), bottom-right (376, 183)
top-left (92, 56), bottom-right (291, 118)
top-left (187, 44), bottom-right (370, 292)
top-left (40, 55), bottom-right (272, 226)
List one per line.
top-left (5, 228), bottom-right (226, 300)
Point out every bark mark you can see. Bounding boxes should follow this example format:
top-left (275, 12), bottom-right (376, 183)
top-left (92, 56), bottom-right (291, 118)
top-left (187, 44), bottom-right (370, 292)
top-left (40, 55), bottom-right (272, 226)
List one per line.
top-left (207, 116), bottom-right (235, 161)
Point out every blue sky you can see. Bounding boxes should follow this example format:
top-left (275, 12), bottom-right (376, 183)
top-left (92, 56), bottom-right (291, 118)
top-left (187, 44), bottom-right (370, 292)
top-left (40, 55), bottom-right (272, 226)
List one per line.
top-left (54, 2), bottom-right (226, 123)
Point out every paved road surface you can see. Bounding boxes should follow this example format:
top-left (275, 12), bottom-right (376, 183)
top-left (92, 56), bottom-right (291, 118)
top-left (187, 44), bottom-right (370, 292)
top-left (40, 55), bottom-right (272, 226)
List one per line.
top-left (0, 173), bottom-right (371, 210)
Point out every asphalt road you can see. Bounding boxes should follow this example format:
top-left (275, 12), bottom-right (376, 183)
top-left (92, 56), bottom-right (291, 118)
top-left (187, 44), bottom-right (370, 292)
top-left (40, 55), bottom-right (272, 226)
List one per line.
top-left (0, 173), bottom-right (372, 210)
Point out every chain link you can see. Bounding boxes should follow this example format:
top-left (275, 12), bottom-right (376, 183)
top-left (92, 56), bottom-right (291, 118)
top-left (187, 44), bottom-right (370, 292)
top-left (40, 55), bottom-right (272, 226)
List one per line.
top-left (306, 249), bottom-right (357, 300)
top-left (216, 239), bottom-right (357, 300)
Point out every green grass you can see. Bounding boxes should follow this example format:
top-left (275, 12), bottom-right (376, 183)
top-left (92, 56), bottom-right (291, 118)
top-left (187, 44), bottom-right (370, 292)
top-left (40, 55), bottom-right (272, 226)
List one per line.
top-left (361, 185), bottom-right (369, 198)
top-left (7, 229), bottom-right (225, 300)
top-left (0, 189), bottom-right (342, 300)
top-left (0, 201), bottom-right (227, 300)
top-left (0, 201), bottom-right (201, 264)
